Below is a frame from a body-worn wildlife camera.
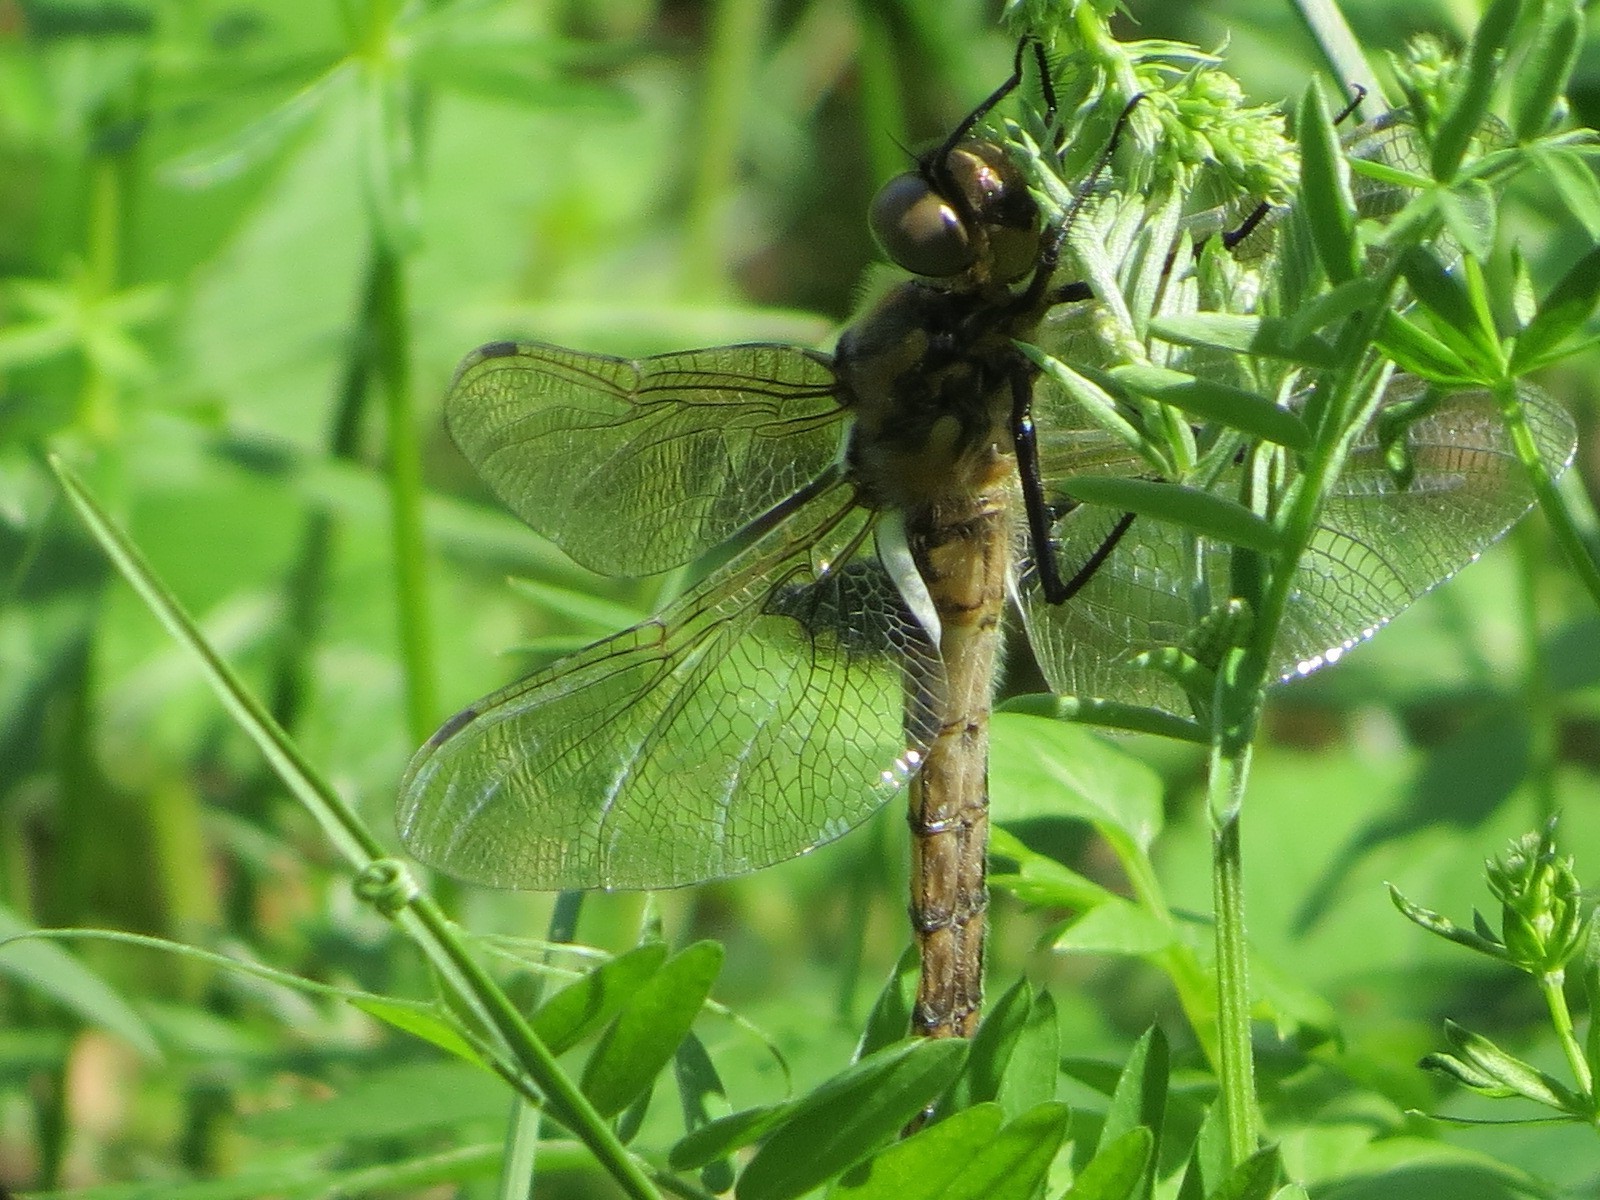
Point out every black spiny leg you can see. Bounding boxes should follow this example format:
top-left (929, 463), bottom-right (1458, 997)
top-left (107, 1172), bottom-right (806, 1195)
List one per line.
top-left (1011, 362), bottom-right (1139, 606)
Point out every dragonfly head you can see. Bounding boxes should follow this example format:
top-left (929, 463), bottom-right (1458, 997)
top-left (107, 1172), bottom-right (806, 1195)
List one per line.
top-left (869, 138), bottom-right (1041, 287)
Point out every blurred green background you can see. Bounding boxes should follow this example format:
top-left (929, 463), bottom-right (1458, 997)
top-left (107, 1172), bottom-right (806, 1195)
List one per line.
top-left (4, 0), bottom-right (1600, 1195)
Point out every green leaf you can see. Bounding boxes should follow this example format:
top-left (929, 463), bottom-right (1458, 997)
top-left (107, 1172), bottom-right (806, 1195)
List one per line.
top-left (1511, 0), bottom-right (1583, 141)
top-left (531, 943), bottom-right (670, 1054)
top-left (1150, 313), bottom-right (1339, 368)
top-left (989, 829), bottom-right (1120, 911)
top-left (736, 1039), bottom-right (968, 1200)
top-left (1051, 900), bottom-right (1176, 958)
top-left (1059, 477), bottom-right (1278, 553)
top-left (1431, 0), bottom-right (1519, 181)
top-left (1439, 1019), bottom-right (1585, 1110)
top-left (946, 979), bottom-right (1032, 1113)
top-left (351, 997), bottom-right (485, 1068)
top-left (1511, 244), bottom-right (1600, 371)
top-left (675, 1032), bottom-right (735, 1194)
top-left (997, 989), bottom-right (1061, 1119)
top-left (1538, 144), bottom-right (1600, 237)
top-left (1064, 1127), bottom-right (1154, 1200)
top-left (1097, 1026), bottom-right (1167, 1183)
top-left (859, 945), bottom-right (920, 1056)
top-left (936, 1101), bottom-right (1070, 1199)
top-left (669, 1104), bottom-right (791, 1171)
top-left (0, 911), bottom-right (160, 1059)
top-left (1373, 311), bottom-right (1476, 385)
top-left (1296, 83), bottom-right (1357, 284)
top-left (1397, 246), bottom-right (1500, 370)
top-left (831, 1103), bottom-right (1006, 1199)
top-left (990, 716), bottom-right (1164, 851)
top-left (1207, 1146), bottom-right (1282, 1200)
top-left (1108, 365), bottom-right (1310, 450)
top-left (1586, 923), bottom-right (1600, 1089)
top-left (1387, 884), bottom-right (1509, 959)
top-left (579, 941), bottom-right (723, 1118)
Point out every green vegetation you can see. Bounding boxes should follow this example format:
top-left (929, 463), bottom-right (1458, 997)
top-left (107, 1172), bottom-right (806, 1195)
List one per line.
top-left (4, 0), bottom-right (1600, 1197)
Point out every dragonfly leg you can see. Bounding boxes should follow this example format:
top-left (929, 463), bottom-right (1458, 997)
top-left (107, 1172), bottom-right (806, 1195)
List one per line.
top-left (1011, 361), bottom-right (1140, 604)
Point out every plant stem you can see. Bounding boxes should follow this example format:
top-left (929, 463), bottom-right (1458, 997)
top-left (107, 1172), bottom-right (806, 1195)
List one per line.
top-left (52, 460), bottom-right (663, 1200)
top-left (1513, 521), bottom-right (1559, 818)
top-left (684, 0), bottom-right (770, 300)
top-left (1497, 381), bottom-right (1600, 615)
top-left (1209, 727), bottom-right (1258, 1164)
top-left (369, 241), bottom-right (439, 743)
top-left (1540, 970), bottom-right (1594, 1097)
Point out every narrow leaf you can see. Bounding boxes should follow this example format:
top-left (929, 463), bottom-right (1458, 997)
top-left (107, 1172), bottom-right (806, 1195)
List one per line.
top-left (831, 1103), bottom-right (1006, 1199)
top-left (1374, 312), bottom-right (1476, 385)
top-left (736, 1039), bottom-right (968, 1200)
top-left (1512, 0), bottom-right (1583, 140)
top-left (1511, 244), bottom-right (1600, 371)
top-left (580, 941), bottom-right (722, 1118)
top-left (946, 979), bottom-right (1032, 1113)
top-left (1297, 83), bottom-right (1357, 283)
top-left (938, 1101), bottom-right (1070, 1200)
top-left (1060, 477), bottom-right (1278, 553)
top-left (532, 943), bottom-right (670, 1054)
top-left (1109, 365), bottom-right (1310, 449)
top-left (997, 989), bottom-right (1061, 1118)
top-left (1432, 0), bottom-right (1519, 180)
top-left (1397, 246), bottom-right (1499, 369)
top-left (1208, 1145), bottom-right (1283, 1200)
top-left (675, 1032), bottom-right (735, 1194)
top-left (1151, 313), bottom-right (1339, 368)
top-left (858, 945), bottom-right (920, 1057)
top-left (0, 909), bottom-right (159, 1059)
top-left (352, 997), bottom-right (485, 1068)
top-left (669, 1103), bottom-right (791, 1171)
top-left (1065, 1127), bottom-right (1154, 1200)
top-left (1097, 1026), bottom-right (1168, 1177)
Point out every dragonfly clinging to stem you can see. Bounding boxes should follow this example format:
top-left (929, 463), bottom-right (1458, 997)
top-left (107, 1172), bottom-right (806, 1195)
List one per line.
top-left (398, 41), bottom-right (1575, 1040)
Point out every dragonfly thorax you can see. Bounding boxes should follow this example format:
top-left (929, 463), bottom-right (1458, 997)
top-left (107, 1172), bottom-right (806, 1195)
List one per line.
top-left (836, 279), bottom-right (1022, 511)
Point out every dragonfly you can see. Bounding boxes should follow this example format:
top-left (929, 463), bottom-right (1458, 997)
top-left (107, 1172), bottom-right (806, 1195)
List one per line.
top-left (398, 49), bottom-right (1576, 1040)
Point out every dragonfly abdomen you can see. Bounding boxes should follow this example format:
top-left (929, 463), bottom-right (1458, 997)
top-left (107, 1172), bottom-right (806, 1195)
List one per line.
top-left (904, 488), bottom-right (1012, 1037)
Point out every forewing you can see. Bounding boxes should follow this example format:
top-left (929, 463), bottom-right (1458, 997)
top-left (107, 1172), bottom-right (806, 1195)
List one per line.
top-left (398, 475), bottom-right (942, 890)
top-left (1019, 381), bottom-right (1575, 713)
top-left (446, 340), bottom-right (847, 576)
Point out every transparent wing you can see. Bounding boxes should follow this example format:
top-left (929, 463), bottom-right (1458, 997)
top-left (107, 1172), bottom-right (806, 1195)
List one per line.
top-left (1018, 381), bottom-right (1576, 714)
top-left (398, 474), bottom-right (942, 890)
top-left (446, 340), bottom-right (847, 576)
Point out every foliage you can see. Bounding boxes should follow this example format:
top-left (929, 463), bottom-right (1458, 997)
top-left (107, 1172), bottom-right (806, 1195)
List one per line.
top-left (3, 0), bottom-right (1600, 1198)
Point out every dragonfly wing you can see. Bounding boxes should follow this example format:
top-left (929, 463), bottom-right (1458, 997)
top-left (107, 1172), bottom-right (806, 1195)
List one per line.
top-left (398, 475), bottom-right (942, 890)
top-left (1271, 380), bottom-right (1576, 678)
top-left (1014, 501), bottom-right (1197, 714)
top-left (447, 340), bottom-right (847, 576)
top-left (1018, 381), bottom-right (1575, 712)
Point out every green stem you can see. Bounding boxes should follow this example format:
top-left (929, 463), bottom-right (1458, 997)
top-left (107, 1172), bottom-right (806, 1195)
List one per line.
top-left (1540, 970), bottom-right (1594, 1097)
top-left (683, 0), bottom-right (770, 300)
top-left (1513, 521), bottom-right (1559, 818)
top-left (51, 460), bottom-right (663, 1200)
top-left (1497, 381), bottom-right (1600, 615)
top-left (369, 242), bottom-right (439, 743)
top-left (1209, 733), bottom-right (1258, 1164)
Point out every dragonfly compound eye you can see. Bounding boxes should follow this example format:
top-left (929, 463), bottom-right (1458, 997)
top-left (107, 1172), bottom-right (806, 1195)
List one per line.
top-left (869, 171), bottom-right (978, 278)
top-left (869, 139), bottom-right (1042, 284)
top-left (941, 140), bottom-right (1041, 285)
